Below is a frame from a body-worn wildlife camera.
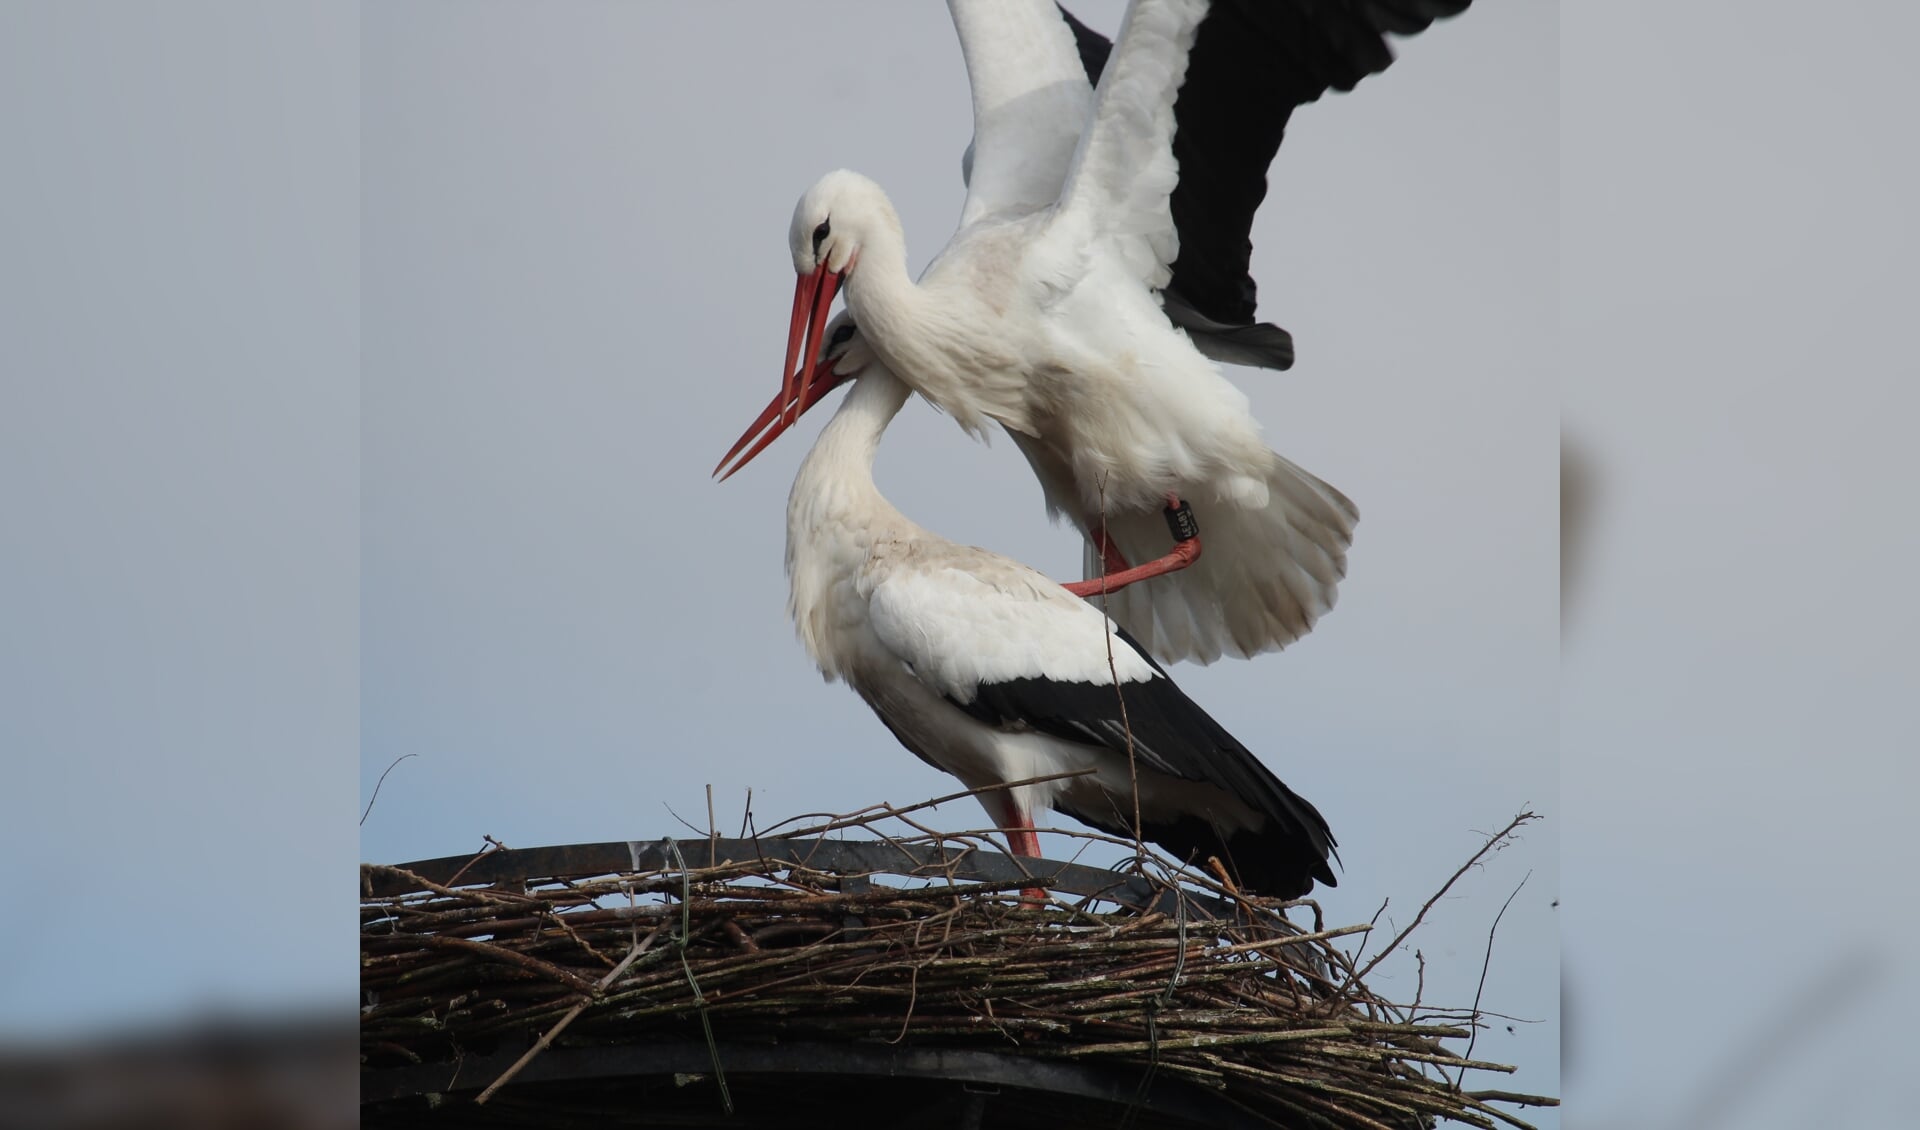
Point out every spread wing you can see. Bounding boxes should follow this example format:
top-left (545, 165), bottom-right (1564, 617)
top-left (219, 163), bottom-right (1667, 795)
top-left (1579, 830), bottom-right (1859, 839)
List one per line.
top-left (949, 0), bottom-right (1094, 228)
top-left (1059, 0), bottom-right (1474, 367)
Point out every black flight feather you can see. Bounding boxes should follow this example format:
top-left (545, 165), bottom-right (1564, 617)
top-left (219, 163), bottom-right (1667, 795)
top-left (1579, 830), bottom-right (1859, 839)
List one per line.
top-left (947, 627), bottom-right (1337, 898)
top-left (1058, 1), bottom-right (1472, 371)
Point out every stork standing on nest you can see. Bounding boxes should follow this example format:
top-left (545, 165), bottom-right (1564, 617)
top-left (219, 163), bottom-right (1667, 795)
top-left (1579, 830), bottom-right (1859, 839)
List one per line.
top-left (739, 0), bottom-right (1470, 665)
top-left (715, 333), bottom-right (1338, 900)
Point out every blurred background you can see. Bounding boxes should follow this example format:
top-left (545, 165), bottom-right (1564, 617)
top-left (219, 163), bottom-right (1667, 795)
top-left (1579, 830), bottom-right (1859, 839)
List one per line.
top-left (1, 3), bottom-right (357, 1127)
top-left (1, 1), bottom-right (1914, 1127)
top-left (1560, 2), bottom-right (1918, 1125)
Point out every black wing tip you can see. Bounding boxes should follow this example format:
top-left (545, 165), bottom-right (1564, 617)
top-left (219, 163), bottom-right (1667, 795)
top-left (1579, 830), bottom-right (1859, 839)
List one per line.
top-left (1193, 321), bottom-right (1296, 371)
top-left (1081, 810), bottom-right (1338, 901)
top-left (1160, 290), bottom-right (1296, 370)
top-left (1243, 827), bottom-right (1339, 900)
top-left (1364, 1), bottom-right (1474, 39)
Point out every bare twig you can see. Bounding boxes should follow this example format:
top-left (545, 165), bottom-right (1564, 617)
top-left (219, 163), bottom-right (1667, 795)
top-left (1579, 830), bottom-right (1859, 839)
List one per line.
top-left (706, 783), bottom-right (717, 857)
top-left (1340, 811), bottom-right (1538, 999)
top-left (1460, 870), bottom-right (1530, 1085)
top-left (473, 923), bottom-right (665, 1104)
top-left (1092, 473), bottom-right (1145, 850)
top-left (766, 771), bottom-right (1097, 839)
top-left (360, 753), bottom-right (417, 826)
top-left (443, 838), bottom-right (508, 889)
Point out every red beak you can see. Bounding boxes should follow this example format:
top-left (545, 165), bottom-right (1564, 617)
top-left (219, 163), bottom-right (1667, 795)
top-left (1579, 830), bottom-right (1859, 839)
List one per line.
top-left (713, 262), bottom-right (844, 481)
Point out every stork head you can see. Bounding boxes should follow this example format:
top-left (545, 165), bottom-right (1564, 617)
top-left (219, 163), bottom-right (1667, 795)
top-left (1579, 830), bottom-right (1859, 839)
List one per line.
top-left (713, 310), bottom-right (869, 481)
top-left (787, 169), bottom-right (895, 278)
top-left (712, 172), bottom-right (894, 482)
top-left (776, 172), bottom-right (898, 418)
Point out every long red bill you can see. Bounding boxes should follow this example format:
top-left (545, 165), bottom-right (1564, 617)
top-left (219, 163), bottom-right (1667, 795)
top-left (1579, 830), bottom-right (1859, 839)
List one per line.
top-left (787, 263), bottom-right (841, 427)
top-left (775, 264), bottom-right (824, 436)
top-left (711, 365), bottom-right (843, 482)
top-left (713, 266), bottom-right (846, 482)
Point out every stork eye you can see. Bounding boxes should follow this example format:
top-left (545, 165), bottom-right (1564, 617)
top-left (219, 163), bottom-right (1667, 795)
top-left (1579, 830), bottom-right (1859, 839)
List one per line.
top-left (828, 321), bottom-right (856, 349)
top-left (812, 219), bottom-right (831, 251)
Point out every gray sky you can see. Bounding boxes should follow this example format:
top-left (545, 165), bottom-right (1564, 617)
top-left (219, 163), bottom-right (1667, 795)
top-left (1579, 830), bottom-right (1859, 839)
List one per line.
top-left (1, 1), bottom-right (355, 1037)
top-left (359, 0), bottom-right (1558, 1111)
top-left (1561, 2), bottom-right (1919, 1125)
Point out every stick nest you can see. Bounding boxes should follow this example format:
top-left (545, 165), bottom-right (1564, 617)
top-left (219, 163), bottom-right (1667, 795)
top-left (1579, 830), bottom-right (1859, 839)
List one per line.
top-left (361, 815), bottom-right (1552, 1129)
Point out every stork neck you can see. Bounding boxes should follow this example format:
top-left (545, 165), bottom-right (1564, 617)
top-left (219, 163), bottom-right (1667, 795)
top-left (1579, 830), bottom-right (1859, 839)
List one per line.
top-left (840, 216), bottom-right (924, 356)
top-left (786, 371), bottom-right (915, 676)
top-left (789, 371), bottom-right (914, 538)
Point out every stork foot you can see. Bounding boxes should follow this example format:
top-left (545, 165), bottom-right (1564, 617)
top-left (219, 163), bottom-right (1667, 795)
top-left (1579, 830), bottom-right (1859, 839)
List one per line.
top-left (1064, 495), bottom-right (1202, 599)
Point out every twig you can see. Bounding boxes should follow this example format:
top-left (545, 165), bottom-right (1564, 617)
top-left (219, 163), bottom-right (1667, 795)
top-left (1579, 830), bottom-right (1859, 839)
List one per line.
top-left (360, 753), bottom-right (418, 826)
top-left (1092, 473), bottom-right (1145, 851)
top-left (1343, 896), bottom-right (1391, 975)
top-left (414, 935), bottom-right (599, 996)
top-left (1459, 870), bottom-right (1529, 1085)
top-left (444, 839), bottom-right (508, 889)
top-left (472, 923), bottom-right (664, 1105)
top-left (661, 801), bottom-right (706, 838)
top-left (1339, 812), bottom-right (1537, 999)
top-left (668, 838), bottom-right (733, 1116)
top-left (768, 771), bottom-right (1097, 839)
top-left (1468, 1090), bottom-right (1560, 1107)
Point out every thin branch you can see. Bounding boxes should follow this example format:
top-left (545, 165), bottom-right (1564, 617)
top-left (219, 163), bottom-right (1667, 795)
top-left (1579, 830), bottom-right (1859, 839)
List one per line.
top-left (443, 838), bottom-right (508, 889)
top-left (1339, 811), bottom-right (1537, 1000)
top-left (1460, 870), bottom-right (1529, 1086)
top-left (360, 754), bottom-right (418, 826)
top-left (1091, 473), bottom-right (1145, 851)
top-left (766, 771), bottom-right (1097, 839)
top-left (473, 923), bottom-right (665, 1105)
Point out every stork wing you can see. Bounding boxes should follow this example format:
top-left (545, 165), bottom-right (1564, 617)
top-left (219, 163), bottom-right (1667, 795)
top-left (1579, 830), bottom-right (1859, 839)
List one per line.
top-left (949, 0), bottom-right (1093, 229)
top-left (1165, 0), bottom-right (1472, 328)
top-left (1059, 0), bottom-right (1472, 350)
top-left (863, 551), bottom-right (1159, 700)
top-left (948, 623), bottom-right (1339, 885)
top-left (1042, 0), bottom-right (1208, 293)
top-left (865, 547), bottom-right (1336, 894)
top-left (865, 549), bottom-right (1329, 842)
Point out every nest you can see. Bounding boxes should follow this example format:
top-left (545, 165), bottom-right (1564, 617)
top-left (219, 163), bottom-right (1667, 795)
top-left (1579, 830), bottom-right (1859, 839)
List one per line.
top-left (361, 798), bottom-right (1553, 1129)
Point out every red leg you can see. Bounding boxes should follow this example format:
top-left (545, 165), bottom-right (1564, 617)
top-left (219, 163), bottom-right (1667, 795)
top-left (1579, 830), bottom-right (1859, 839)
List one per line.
top-left (1064, 494), bottom-right (1202, 599)
top-left (985, 792), bottom-right (1047, 905)
top-left (1004, 822), bottom-right (1042, 861)
top-left (1090, 526), bottom-right (1131, 577)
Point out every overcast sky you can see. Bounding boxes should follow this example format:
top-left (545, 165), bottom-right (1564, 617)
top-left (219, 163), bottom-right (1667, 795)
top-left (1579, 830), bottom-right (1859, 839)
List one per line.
top-left (357, 0), bottom-right (1557, 1110)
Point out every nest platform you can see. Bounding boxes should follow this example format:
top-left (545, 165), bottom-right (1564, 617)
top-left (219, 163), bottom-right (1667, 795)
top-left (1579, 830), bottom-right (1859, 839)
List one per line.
top-left (361, 826), bottom-right (1553, 1129)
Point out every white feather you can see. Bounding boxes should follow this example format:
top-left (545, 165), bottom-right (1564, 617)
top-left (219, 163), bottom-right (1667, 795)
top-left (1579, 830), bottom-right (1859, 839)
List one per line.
top-left (1041, 0), bottom-right (1206, 291)
top-left (948, 0), bottom-right (1092, 228)
top-left (864, 547), bottom-right (1158, 700)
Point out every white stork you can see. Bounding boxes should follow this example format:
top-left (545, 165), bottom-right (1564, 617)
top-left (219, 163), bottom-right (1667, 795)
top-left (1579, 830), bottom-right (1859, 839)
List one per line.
top-left (750, 0), bottom-right (1470, 665)
top-left (715, 339), bottom-right (1338, 900)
